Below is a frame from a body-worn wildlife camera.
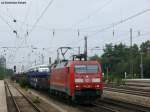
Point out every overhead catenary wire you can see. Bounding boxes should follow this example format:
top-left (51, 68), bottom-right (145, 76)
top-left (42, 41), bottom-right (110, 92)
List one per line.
top-left (65, 8), bottom-right (150, 47)
top-left (88, 8), bottom-right (150, 37)
top-left (6, 6), bottom-right (150, 36)
top-left (5, 0), bottom-right (54, 66)
top-left (4, 7), bottom-right (22, 37)
top-left (99, 30), bottom-right (150, 48)
top-left (0, 14), bottom-right (14, 31)
top-left (1, 1), bottom-right (150, 67)
top-left (0, 9), bottom-right (23, 40)
top-left (19, 0), bottom-right (32, 34)
top-left (25, 0), bottom-right (54, 38)
top-left (70, 0), bottom-right (113, 28)
top-left (19, 0), bottom-right (111, 37)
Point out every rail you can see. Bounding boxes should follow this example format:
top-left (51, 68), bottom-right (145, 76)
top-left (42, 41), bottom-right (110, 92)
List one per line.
top-left (5, 81), bottom-right (42, 112)
top-left (104, 87), bottom-right (150, 97)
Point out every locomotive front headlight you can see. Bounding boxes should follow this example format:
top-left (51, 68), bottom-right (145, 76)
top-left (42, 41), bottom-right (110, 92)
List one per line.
top-left (92, 78), bottom-right (101, 83)
top-left (75, 85), bottom-right (79, 88)
top-left (75, 78), bottom-right (83, 83)
top-left (96, 85), bottom-right (100, 88)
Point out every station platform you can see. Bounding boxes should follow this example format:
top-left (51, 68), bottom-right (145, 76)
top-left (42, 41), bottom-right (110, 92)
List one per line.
top-left (0, 80), bottom-right (7, 112)
top-left (123, 79), bottom-right (150, 87)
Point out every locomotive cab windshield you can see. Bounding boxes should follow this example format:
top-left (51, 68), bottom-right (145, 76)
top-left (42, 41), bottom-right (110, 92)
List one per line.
top-left (74, 65), bottom-right (99, 73)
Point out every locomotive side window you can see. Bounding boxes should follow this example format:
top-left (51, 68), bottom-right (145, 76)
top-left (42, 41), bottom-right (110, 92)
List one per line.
top-left (74, 65), bottom-right (99, 73)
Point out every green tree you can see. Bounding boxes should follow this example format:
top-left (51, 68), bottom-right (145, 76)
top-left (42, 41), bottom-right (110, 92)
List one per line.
top-left (140, 40), bottom-right (150, 78)
top-left (0, 65), bottom-right (13, 79)
top-left (140, 40), bottom-right (150, 54)
top-left (90, 40), bottom-right (150, 80)
top-left (89, 55), bottom-right (101, 63)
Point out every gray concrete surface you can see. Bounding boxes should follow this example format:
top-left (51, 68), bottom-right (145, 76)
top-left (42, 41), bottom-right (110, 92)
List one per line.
top-left (103, 90), bottom-right (150, 108)
top-left (0, 80), bottom-right (8, 112)
top-left (124, 79), bottom-right (150, 87)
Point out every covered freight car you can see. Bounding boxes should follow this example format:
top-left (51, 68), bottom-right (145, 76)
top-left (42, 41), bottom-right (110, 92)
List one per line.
top-left (26, 65), bottom-right (50, 89)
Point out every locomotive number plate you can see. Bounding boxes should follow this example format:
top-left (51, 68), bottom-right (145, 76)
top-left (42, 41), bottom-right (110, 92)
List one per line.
top-left (85, 78), bottom-right (90, 82)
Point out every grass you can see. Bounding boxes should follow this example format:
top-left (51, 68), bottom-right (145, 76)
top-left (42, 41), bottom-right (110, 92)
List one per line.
top-left (32, 96), bottom-right (40, 104)
top-left (19, 79), bottom-right (28, 88)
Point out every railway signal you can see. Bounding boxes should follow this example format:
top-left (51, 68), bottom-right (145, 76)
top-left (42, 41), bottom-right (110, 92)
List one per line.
top-left (14, 65), bottom-right (16, 72)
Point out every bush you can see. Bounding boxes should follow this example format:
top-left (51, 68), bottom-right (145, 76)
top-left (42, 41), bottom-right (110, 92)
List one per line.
top-left (0, 74), bottom-right (4, 80)
top-left (19, 79), bottom-right (28, 88)
top-left (103, 73), bottom-right (125, 85)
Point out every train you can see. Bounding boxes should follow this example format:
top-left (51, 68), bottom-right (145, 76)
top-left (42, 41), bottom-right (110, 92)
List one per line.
top-left (12, 48), bottom-right (103, 103)
top-left (50, 59), bottom-right (103, 102)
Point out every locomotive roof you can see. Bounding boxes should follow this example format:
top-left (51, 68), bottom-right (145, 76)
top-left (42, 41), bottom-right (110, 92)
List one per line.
top-left (52, 60), bottom-right (100, 69)
top-left (67, 60), bottom-right (99, 66)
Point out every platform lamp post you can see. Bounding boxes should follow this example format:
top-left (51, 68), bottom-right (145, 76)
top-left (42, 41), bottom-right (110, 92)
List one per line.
top-left (140, 52), bottom-right (144, 79)
top-left (90, 46), bottom-right (103, 58)
top-left (106, 53), bottom-right (111, 81)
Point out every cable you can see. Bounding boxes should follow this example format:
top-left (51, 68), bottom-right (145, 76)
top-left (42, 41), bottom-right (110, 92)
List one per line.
top-left (19, 0), bottom-right (32, 33)
top-left (0, 10), bottom-right (22, 39)
top-left (26, 0), bottom-right (54, 38)
top-left (7, 0), bottom-right (54, 65)
top-left (88, 8), bottom-right (150, 37)
top-left (105, 30), bottom-right (150, 46)
top-left (65, 8), bottom-right (150, 47)
top-left (70, 0), bottom-right (113, 28)
top-left (0, 14), bottom-right (13, 31)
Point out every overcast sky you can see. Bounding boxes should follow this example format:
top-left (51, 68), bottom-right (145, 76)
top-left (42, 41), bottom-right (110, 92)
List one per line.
top-left (0, 0), bottom-right (150, 71)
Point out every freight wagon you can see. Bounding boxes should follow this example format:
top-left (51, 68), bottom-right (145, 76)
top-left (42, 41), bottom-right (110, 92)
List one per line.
top-left (26, 65), bottom-right (50, 89)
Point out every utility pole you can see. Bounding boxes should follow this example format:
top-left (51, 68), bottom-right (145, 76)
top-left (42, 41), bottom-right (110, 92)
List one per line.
top-left (41, 54), bottom-right (44, 64)
top-left (84, 36), bottom-right (87, 61)
top-left (130, 28), bottom-right (132, 49)
top-left (106, 66), bottom-right (109, 81)
top-left (21, 65), bottom-right (24, 72)
top-left (57, 49), bottom-right (59, 63)
top-left (78, 46), bottom-right (80, 55)
top-left (130, 28), bottom-right (133, 78)
top-left (140, 52), bottom-right (144, 78)
top-left (35, 60), bottom-right (36, 66)
top-left (49, 57), bottom-right (51, 65)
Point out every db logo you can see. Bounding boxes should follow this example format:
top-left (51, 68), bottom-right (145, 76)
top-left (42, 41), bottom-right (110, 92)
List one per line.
top-left (85, 78), bottom-right (90, 82)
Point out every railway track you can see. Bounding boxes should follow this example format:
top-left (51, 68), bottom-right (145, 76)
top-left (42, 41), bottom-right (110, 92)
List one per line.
top-left (80, 97), bottom-right (150, 112)
top-left (79, 104), bottom-right (118, 112)
top-left (105, 83), bottom-right (150, 92)
top-left (5, 81), bottom-right (42, 112)
top-left (117, 86), bottom-right (150, 92)
top-left (5, 81), bottom-right (150, 112)
top-left (104, 86), bottom-right (150, 97)
top-left (99, 98), bottom-right (150, 112)
top-left (92, 103), bottom-right (119, 112)
top-left (25, 87), bottom-right (150, 112)
top-left (28, 88), bottom-right (118, 112)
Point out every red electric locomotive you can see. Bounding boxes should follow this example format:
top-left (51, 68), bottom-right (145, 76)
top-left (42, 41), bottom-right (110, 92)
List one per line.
top-left (50, 47), bottom-right (103, 103)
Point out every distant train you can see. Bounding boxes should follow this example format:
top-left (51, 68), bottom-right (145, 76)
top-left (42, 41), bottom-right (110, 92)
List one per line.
top-left (26, 65), bottom-right (50, 89)
top-left (11, 72), bottom-right (25, 82)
